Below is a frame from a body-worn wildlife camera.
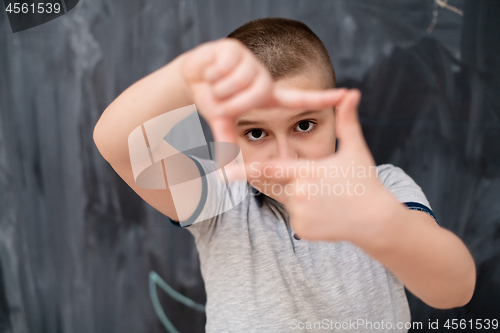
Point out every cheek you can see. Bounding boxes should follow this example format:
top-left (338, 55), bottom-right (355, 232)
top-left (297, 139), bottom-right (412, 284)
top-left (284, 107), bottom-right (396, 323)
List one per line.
top-left (236, 139), bottom-right (263, 163)
top-left (303, 127), bottom-right (336, 157)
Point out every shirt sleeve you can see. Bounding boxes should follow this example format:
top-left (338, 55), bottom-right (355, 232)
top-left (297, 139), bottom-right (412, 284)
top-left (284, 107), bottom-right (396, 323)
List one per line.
top-left (169, 155), bottom-right (249, 232)
top-left (376, 164), bottom-right (440, 225)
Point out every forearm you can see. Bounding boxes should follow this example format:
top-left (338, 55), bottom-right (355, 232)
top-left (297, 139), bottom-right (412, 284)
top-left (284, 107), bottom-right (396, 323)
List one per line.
top-left (93, 51), bottom-right (206, 221)
top-left (353, 195), bottom-right (476, 309)
top-left (93, 51), bottom-right (194, 164)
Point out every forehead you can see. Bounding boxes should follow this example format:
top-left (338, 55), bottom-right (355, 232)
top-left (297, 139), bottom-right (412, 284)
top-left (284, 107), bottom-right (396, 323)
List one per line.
top-left (236, 71), bottom-right (331, 124)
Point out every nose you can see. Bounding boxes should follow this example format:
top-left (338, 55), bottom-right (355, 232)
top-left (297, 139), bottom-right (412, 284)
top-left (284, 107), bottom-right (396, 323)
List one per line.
top-left (274, 137), bottom-right (299, 159)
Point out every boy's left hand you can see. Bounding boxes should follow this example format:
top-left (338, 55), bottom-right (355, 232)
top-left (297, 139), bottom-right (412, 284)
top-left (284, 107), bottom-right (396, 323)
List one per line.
top-left (230, 89), bottom-right (401, 244)
top-left (226, 89), bottom-right (477, 309)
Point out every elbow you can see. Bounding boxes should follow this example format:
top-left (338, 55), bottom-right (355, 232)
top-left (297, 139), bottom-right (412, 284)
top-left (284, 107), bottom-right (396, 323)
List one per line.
top-left (452, 254), bottom-right (477, 308)
top-left (436, 288), bottom-right (474, 310)
top-left (93, 119), bottom-right (103, 148)
top-left (454, 270), bottom-right (476, 308)
top-left (93, 120), bottom-right (109, 160)
top-left (432, 244), bottom-right (477, 309)
top-left (427, 270), bottom-right (476, 310)
top-left (430, 291), bottom-right (474, 310)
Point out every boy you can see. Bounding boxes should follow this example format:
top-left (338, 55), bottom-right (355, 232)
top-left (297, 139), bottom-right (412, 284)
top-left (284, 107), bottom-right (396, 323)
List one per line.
top-left (93, 17), bottom-right (476, 332)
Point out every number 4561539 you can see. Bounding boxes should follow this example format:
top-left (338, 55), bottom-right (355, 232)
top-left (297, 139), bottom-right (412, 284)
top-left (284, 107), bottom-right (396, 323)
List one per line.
top-left (5, 2), bottom-right (61, 14)
top-left (444, 319), bottom-right (498, 330)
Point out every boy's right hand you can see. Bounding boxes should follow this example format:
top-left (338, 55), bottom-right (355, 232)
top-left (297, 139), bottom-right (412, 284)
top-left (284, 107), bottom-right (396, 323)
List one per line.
top-left (180, 38), bottom-right (346, 145)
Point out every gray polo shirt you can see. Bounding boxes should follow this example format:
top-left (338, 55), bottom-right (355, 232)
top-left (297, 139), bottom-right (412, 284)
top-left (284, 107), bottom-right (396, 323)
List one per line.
top-left (171, 157), bottom-right (438, 333)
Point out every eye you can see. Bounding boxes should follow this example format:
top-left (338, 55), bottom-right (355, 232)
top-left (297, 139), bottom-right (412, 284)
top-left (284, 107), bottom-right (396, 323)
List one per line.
top-left (246, 129), bottom-right (267, 141)
top-left (295, 121), bottom-right (315, 132)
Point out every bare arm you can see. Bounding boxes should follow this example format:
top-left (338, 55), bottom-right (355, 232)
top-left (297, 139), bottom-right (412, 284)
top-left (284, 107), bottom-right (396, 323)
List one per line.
top-left (355, 202), bottom-right (476, 309)
top-left (244, 90), bottom-right (476, 309)
top-left (93, 38), bottom-right (349, 222)
top-left (93, 52), bottom-right (200, 221)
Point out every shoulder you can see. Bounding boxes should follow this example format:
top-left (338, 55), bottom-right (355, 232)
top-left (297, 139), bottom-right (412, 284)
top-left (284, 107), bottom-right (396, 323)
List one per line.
top-left (376, 164), bottom-right (428, 204)
top-left (376, 164), bottom-right (439, 225)
top-left (376, 164), bottom-right (414, 187)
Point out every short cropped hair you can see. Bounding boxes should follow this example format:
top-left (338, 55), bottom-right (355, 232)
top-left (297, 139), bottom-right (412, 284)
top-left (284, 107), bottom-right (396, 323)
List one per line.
top-left (227, 17), bottom-right (336, 89)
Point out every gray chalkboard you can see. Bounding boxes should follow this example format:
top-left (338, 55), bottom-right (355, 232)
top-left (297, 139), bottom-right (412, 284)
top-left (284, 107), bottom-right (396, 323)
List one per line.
top-left (0, 0), bottom-right (498, 332)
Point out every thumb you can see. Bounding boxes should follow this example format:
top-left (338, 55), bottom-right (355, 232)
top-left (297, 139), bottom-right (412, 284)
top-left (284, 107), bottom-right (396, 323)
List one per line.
top-left (192, 82), bottom-right (238, 145)
top-left (210, 117), bottom-right (239, 177)
top-left (211, 117), bottom-right (237, 144)
top-left (335, 89), bottom-right (366, 153)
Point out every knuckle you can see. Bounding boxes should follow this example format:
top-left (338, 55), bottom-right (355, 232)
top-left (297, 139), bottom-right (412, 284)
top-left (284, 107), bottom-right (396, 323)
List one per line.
top-left (213, 76), bottom-right (246, 98)
top-left (232, 74), bottom-right (250, 90)
top-left (226, 37), bottom-right (246, 50)
top-left (211, 84), bottom-right (225, 98)
top-left (222, 38), bottom-right (244, 55)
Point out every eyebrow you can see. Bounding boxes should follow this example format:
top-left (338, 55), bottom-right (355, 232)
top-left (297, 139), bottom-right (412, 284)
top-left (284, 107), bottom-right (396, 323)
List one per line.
top-left (236, 110), bottom-right (321, 127)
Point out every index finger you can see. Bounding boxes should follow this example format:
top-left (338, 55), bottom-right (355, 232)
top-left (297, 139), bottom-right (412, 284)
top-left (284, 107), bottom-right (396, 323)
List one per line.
top-left (225, 158), bottom-right (306, 183)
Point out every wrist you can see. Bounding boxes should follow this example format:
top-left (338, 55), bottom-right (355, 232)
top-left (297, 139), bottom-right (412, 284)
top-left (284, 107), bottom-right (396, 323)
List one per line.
top-left (348, 189), bottom-right (405, 254)
top-left (175, 51), bottom-right (195, 103)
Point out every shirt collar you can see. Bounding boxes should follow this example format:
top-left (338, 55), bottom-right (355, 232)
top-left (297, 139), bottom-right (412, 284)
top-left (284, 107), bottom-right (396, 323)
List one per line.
top-left (250, 184), bottom-right (265, 207)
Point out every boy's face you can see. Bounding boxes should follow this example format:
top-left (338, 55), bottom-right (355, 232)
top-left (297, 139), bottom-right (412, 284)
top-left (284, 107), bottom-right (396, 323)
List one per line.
top-left (234, 69), bottom-right (337, 201)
